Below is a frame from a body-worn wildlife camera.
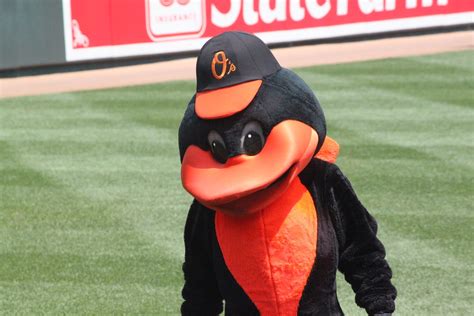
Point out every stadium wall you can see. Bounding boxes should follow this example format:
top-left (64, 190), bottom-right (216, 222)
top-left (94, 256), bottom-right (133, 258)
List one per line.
top-left (1, 0), bottom-right (473, 71)
top-left (0, 0), bottom-right (66, 70)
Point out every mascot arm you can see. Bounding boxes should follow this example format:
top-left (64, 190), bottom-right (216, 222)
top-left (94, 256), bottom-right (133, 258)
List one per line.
top-left (328, 165), bottom-right (397, 315)
top-left (181, 200), bottom-right (223, 315)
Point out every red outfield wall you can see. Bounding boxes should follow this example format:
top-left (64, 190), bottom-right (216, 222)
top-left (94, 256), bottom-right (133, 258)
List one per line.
top-left (62, 0), bottom-right (473, 61)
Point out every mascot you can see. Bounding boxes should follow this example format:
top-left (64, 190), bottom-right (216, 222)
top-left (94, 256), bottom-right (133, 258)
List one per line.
top-left (178, 31), bottom-right (396, 316)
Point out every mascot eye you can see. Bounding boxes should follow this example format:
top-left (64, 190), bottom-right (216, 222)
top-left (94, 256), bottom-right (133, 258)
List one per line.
top-left (241, 121), bottom-right (265, 156)
top-left (208, 130), bottom-right (228, 164)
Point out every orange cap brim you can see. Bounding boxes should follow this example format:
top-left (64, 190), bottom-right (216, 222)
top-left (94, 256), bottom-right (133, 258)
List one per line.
top-left (195, 80), bottom-right (262, 119)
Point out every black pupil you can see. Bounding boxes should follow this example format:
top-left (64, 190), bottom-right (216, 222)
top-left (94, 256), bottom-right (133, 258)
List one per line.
top-left (211, 140), bottom-right (228, 164)
top-left (243, 132), bottom-right (263, 155)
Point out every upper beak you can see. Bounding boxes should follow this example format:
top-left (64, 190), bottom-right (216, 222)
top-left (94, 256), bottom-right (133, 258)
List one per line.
top-left (181, 120), bottom-right (318, 206)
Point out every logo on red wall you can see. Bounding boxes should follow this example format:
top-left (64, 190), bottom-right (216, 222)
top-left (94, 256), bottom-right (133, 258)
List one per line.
top-left (146, 0), bottom-right (206, 41)
top-left (71, 19), bottom-right (89, 48)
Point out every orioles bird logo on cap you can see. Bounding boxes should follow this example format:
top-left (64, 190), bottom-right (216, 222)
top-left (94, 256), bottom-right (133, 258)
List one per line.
top-left (211, 51), bottom-right (237, 80)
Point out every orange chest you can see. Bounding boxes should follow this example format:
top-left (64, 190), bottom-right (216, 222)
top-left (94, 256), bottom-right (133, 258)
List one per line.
top-left (215, 178), bottom-right (318, 316)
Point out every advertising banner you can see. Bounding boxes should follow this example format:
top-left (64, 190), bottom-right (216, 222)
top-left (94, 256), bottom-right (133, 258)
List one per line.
top-left (62, 0), bottom-right (474, 61)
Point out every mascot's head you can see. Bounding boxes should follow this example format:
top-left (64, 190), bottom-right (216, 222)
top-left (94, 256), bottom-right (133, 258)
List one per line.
top-left (179, 31), bottom-right (333, 215)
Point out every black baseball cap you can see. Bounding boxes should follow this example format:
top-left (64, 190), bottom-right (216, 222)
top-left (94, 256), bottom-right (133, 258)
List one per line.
top-left (195, 31), bottom-right (281, 119)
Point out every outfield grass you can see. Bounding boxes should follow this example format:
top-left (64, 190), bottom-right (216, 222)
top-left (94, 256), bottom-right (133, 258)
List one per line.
top-left (1, 51), bottom-right (473, 315)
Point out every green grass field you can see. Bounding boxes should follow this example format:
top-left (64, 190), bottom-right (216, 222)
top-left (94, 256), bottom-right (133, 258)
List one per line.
top-left (1, 51), bottom-right (473, 315)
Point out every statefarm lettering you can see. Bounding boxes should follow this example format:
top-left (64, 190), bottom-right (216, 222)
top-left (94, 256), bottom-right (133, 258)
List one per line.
top-left (211, 0), bottom-right (449, 27)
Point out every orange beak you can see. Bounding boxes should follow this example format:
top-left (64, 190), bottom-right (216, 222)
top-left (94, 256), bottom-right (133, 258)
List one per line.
top-left (181, 120), bottom-right (318, 214)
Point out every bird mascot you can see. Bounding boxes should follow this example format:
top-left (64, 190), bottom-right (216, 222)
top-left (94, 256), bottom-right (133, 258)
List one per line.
top-left (178, 31), bottom-right (396, 316)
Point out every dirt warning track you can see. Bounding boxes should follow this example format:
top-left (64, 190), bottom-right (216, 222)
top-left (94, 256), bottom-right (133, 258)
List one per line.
top-left (0, 31), bottom-right (472, 99)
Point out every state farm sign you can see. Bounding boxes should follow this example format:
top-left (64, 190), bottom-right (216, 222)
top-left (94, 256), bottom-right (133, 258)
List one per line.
top-left (62, 0), bottom-right (473, 61)
top-left (211, 0), bottom-right (449, 27)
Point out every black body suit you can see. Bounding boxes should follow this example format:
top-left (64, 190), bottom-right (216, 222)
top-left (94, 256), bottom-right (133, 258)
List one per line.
top-left (181, 159), bottom-right (397, 315)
